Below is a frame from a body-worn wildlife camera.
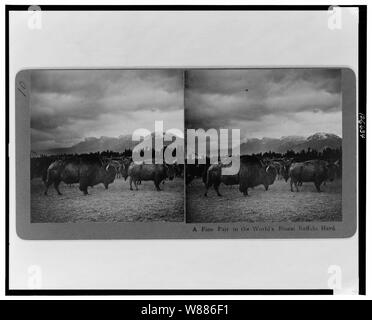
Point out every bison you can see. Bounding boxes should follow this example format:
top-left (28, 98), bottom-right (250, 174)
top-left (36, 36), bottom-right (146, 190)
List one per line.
top-left (204, 156), bottom-right (277, 197)
top-left (289, 159), bottom-right (338, 192)
top-left (44, 157), bottom-right (116, 195)
top-left (128, 163), bottom-right (176, 191)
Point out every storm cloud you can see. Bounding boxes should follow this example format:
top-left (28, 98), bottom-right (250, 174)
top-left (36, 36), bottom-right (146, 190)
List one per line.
top-left (31, 68), bottom-right (342, 152)
top-left (185, 69), bottom-right (342, 140)
top-left (31, 69), bottom-right (184, 151)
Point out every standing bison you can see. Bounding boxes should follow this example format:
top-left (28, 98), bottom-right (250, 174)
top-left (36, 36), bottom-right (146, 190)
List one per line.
top-left (204, 156), bottom-right (277, 197)
top-left (128, 163), bottom-right (175, 191)
top-left (44, 157), bottom-right (116, 195)
top-left (289, 159), bottom-right (338, 192)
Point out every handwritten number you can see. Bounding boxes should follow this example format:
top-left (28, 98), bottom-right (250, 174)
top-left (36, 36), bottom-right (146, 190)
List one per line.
top-left (358, 113), bottom-right (366, 139)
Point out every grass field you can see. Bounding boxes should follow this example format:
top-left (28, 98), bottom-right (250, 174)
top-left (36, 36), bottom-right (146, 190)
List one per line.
top-left (186, 178), bottom-right (342, 223)
top-left (31, 177), bottom-right (184, 223)
top-left (31, 176), bottom-right (341, 223)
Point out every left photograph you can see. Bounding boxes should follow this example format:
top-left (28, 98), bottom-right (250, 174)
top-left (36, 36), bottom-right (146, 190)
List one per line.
top-left (30, 69), bottom-right (184, 223)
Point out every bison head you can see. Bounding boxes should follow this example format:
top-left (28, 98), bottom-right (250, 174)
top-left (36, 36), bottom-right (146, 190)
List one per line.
top-left (281, 159), bottom-right (293, 182)
top-left (265, 164), bottom-right (277, 185)
top-left (120, 157), bottom-right (132, 181)
top-left (105, 163), bottom-right (117, 178)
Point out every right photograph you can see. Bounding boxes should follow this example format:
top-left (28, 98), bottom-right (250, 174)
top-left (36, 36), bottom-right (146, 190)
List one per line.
top-left (185, 69), bottom-right (342, 223)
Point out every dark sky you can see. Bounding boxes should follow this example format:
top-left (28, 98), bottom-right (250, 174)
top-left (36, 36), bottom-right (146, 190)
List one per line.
top-left (185, 69), bottom-right (342, 141)
top-left (31, 69), bottom-right (184, 151)
top-left (31, 68), bottom-right (342, 152)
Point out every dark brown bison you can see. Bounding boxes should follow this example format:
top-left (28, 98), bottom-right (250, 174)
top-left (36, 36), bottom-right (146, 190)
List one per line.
top-left (44, 158), bottom-right (116, 195)
top-left (128, 163), bottom-right (176, 191)
top-left (204, 156), bottom-right (277, 197)
top-left (289, 159), bottom-right (338, 192)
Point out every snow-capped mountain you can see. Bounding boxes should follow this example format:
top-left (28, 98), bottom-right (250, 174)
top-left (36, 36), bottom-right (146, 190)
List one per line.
top-left (40, 131), bottom-right (340, 155)
top-left (239, 132), bottom-right (341, 154)
top-left (43, 132), bottom-right (184, 155)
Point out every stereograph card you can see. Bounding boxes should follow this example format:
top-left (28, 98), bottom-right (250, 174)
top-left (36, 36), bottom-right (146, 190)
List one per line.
top-left (15, 68), bottom-right (356, 239)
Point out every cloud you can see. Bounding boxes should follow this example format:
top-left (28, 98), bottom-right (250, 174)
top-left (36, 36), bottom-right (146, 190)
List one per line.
top-left (31, 69), bottom-right (184, 151)
top-left (185, 69), bottom-right (342, 139)
top-left (31, 68), bottom-right (342, 151)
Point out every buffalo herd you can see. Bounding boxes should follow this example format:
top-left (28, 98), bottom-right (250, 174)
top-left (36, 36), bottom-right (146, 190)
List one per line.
top-left (186, 156), bottom-right (340, 197)
top-left (31, 154), bottom-right (341, 197)
top-left (31, 155), bottom-right (182, 196)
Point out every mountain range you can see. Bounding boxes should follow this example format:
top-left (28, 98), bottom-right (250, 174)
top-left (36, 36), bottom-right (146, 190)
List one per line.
top-left (39, 132), bottom-right (341, 155)
top-left (239, 132), bottom-right (342, 154)
top-left (43, 132), bottom-right (183, 155)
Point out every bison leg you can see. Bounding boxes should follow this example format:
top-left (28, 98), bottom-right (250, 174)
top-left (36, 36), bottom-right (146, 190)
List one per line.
top-left (104, 182), bottom-right (108, 190)
top-left (44, 179), bottom-right (53, 195)
top-left (239, 185), bottom-right (248, 196)
top-left (154, 181), bottom-right (161, 191)
top-left (264, 184), bottom-right (269, 191)
top-left (204, 184), bottom-right (209, 197)
top-left (79, 184), bottom-right (88, 195)
top-left (129, 177), bottom-right (134, 190)
top-left (134, 180), bottom-right (139, 191)
top-left (53, 180), bottom-right (62, 195)
top-left (290, 178), bottom-right (294, 192)
top-left (213, 183), bottom-right (222, 197)
top-left (315, 182), bottom-right (321, 192)
top-left (204, 180), bottom-right (214, 197)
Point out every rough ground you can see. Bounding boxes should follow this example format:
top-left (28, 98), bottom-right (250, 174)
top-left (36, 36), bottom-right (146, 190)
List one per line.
top-left (31, 177), bottom-right (184, 223)
top-left (186, 179), bottom-right (342, 223)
